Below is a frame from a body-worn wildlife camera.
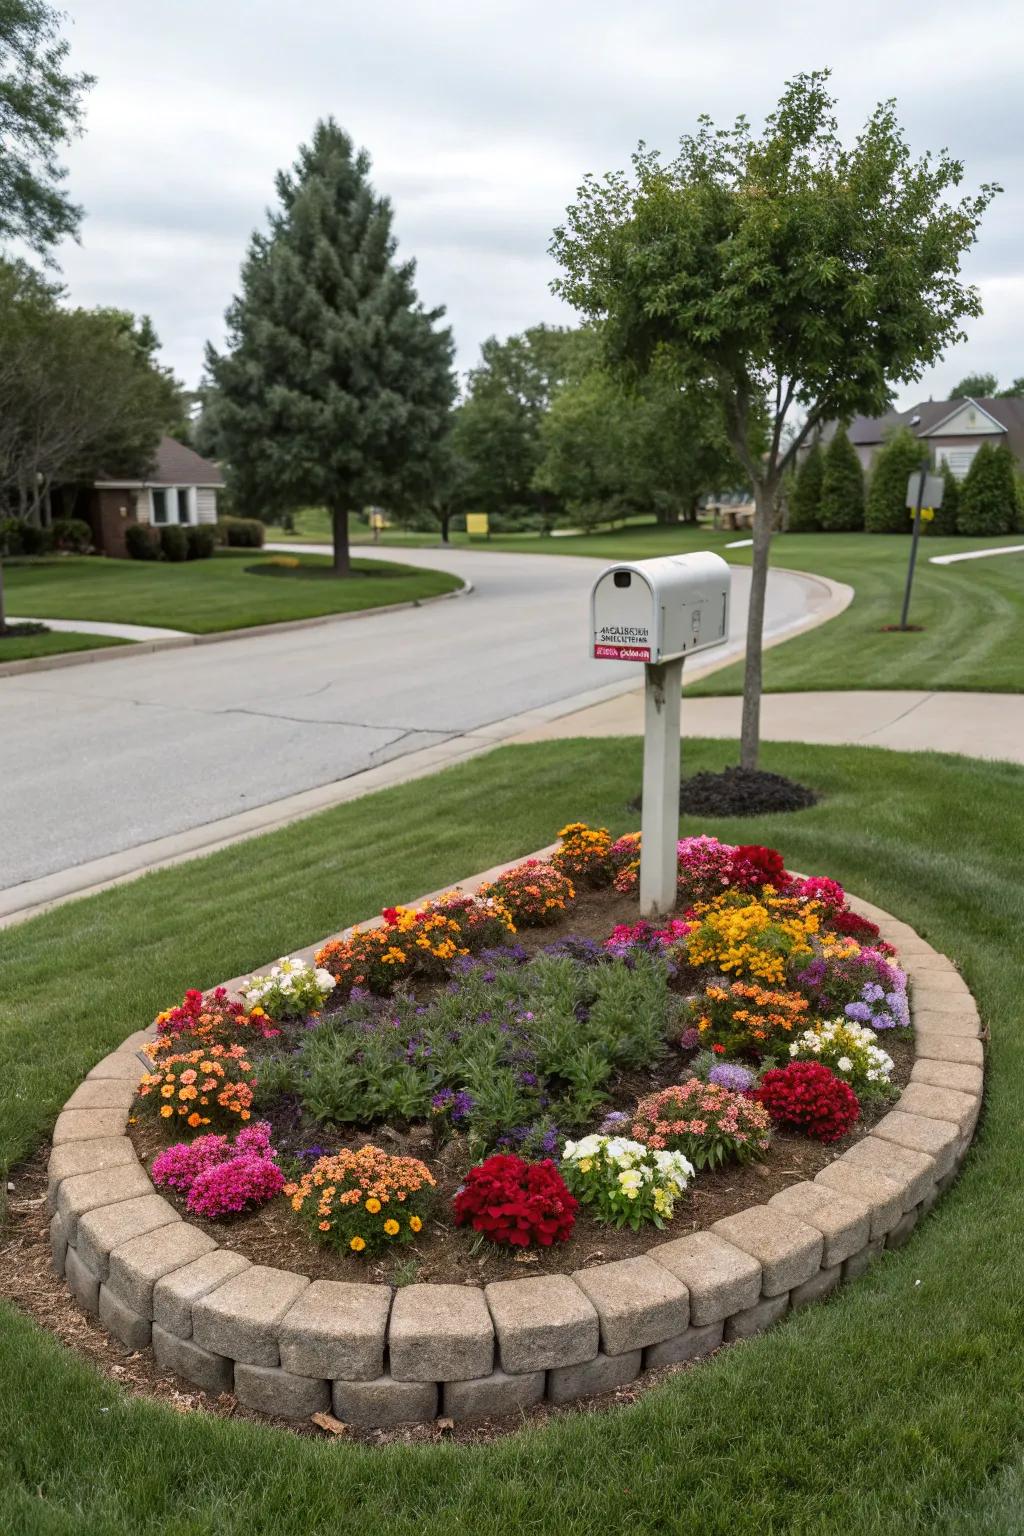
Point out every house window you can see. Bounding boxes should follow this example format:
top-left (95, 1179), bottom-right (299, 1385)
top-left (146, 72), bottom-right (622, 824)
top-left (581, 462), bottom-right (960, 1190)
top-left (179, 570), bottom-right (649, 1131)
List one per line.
top-left (152, 488), bottom-right (169, 525)
top-left (177, 487), bottom-right (192, 524)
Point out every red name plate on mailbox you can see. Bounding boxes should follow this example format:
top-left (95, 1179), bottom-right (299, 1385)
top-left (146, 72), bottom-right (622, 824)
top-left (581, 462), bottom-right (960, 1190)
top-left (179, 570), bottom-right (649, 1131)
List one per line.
top-left (593, 644), bottom-right (651, 661)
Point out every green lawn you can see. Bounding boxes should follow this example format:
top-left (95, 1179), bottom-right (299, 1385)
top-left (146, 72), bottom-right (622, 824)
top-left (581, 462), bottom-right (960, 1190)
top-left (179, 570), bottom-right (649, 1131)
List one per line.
top-left (2, 737), bottom-right (1023, 1535)
top-left (0, 627), bottom-right (126, 663)
top-left (3, 551), bottom-right (463, 635)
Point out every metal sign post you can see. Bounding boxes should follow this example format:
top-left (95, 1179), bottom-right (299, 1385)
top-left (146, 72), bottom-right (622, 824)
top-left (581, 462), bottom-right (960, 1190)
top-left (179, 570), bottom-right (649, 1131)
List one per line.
top-left (899, 467), bottom-right (944, 631)
top-left (639, 658), bottom-right (685, 916)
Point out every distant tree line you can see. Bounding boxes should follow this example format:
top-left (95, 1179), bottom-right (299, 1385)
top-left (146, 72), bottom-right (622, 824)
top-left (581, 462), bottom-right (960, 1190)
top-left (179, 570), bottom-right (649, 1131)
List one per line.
top-left (787, 426), bottom-right (1021, 538)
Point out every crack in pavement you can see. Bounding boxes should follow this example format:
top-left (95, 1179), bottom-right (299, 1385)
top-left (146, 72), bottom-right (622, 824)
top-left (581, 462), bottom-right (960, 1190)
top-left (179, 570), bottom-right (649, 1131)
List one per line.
top-left (857, 692), bottom-right (937, 741)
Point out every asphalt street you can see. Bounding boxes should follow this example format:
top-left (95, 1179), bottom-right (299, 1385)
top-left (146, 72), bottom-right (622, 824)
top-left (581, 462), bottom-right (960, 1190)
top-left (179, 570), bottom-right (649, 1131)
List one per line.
top-left (0, 546), bottom-right (823, 892)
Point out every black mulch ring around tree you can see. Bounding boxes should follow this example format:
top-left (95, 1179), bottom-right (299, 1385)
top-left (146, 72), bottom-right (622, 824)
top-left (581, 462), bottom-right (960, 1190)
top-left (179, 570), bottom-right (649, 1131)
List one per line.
top-left (630, 766), bottom-right (819, 818)
top-left (0, 621), bottom-right (50, 638)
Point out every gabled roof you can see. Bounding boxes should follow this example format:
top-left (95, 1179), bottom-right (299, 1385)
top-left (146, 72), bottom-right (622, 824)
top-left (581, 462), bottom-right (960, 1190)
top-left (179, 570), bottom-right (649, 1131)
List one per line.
top-left (95, 436), bottom-right (224, 489)
top-left (847, 396), bottom-right (1024, 451)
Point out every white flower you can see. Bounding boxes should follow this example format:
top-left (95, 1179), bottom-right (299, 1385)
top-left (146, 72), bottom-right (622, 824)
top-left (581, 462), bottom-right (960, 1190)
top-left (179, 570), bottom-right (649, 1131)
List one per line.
top-left (837, 1056), bottom-right (853, 1073)
top-left (315, 969), bottom-right (336, 993)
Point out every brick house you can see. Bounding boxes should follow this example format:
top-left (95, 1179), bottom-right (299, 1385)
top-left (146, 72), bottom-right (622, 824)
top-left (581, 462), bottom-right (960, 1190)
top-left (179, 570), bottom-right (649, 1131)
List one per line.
top-left (57, 436), bottom-right (224, 558)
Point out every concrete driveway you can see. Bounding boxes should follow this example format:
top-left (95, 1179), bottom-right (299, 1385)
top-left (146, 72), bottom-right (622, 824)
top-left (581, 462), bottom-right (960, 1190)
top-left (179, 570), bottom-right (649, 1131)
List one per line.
top-left (0, 545), bottom-right (832, 907)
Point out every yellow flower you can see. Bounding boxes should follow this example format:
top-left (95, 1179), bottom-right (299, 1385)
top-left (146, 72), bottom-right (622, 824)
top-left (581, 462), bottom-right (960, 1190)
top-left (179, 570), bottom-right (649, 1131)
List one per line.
top-left (159, 1105), bottom-right (173, 1118)
top-left (349, 1236), bottom-right (366, 1252)
top-left (365, 1197), bottom-right (381, 1214)
top-left (383, 1219), bottom-right (400, 1236)
top-left (160, 1084), bottom-right (175, 1098)
top-left (409, 1216), bottom-right (422, 1233)
top-left (578, 1158), bottom-right (593, 1174)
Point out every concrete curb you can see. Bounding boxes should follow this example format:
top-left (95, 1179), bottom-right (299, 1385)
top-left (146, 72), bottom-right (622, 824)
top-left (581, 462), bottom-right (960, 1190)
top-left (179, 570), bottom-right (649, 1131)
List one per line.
top-left (46, 867), bottom-right (984, 1428)
top-left (0, 574), bottom-right (473, 681)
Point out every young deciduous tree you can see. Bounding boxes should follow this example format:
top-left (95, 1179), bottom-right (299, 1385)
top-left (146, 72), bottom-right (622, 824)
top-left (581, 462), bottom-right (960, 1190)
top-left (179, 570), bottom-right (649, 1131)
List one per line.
top-left (818, 426), bottom-right (865, 532)
top-left (550, 70), bottom-right (998, 768)
top-left (204, 121), bottom-right (455, 575)
top-left (957, 441), bottom-right (1020, 536)
top-left (864, 428), bottom-right (927, 534)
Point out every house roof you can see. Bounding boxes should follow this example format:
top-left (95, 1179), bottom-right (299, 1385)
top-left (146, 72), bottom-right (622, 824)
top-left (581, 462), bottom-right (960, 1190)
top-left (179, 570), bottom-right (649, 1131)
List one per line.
top-left (847, 397), bottom-right (1024, 459)
top-left (95, 435), bottom-right (224, 489)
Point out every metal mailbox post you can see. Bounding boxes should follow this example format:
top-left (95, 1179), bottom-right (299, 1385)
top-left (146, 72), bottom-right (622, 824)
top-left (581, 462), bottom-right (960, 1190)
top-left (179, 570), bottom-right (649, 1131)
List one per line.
top-left (591, 553), bottom-right (731, 916)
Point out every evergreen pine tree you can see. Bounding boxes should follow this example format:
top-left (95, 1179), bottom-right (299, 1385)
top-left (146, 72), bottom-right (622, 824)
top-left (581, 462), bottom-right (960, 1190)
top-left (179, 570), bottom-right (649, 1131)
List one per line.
top-left (957, 441), bottom-right (1020, 536)
top-left (865, 429), bottom-right (925, 533)
top-left (205, 121), bottom-right (455, 575)
top-left (926, 462), bottom-right (959, 536)
top-left (788, 441), bottom-right (824, 531)
top-left (818, 426), bottom-right (865, 531)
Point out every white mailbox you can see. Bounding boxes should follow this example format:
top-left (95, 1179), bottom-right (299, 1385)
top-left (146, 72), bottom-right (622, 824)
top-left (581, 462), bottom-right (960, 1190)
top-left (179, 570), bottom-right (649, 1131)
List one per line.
top-left (591, 552), bottom-right (731, 664)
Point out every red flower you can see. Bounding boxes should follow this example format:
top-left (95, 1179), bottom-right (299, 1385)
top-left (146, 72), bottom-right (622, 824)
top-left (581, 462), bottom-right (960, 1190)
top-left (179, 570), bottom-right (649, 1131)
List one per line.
top-left (453, 1154), bottom-right (577, 1247)
top-left (753, 1061), bottom-right (860, 1142)
top-left (381, 907), bottom-right (400, 927)
top-left (727, 844), bottom-right (790, 892)
top-left (711, 1042), bottom-right (726, 1055)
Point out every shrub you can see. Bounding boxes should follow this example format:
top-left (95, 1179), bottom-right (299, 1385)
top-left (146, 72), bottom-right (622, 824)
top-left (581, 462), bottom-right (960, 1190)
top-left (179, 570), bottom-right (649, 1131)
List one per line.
top-left (284, 1146), bottom-right (435, 1255)
top-left (151, 1122), bottom-right (284, 1218)
top-left (0, 519), bottom-right (54, 555)
top-left (418, 890), bottom-right (516, 950)
top-left (689, 979), bottom-right (811, 1056)
top-left (185, 523), bottom-right (217, 559)
top-left (927, 462), bottom-right (959, 537)
top-left (684, 891), bottom-right (821, 983)
top-left (865, 428), bottom-right (924, 534)
top-left (789, 440), bottom-right (824, 532)
top-left (314, 924), bottom-right (415, 995)
top-left (480, 859), bottom-right (575, 926)
top-left (239, 957), bottom-right (336, 1020)
top-left (551, 822), bottom-right (614, 886)
top-left (125, 523), bottom-right (160, 560)
top-left (51, 517), bottom-right (92, 553)
top-left (136, 1042), bottom-right (259, 1130)
top-left (560, 1134), bottom-right (693, 1230)
top-left (631, 1080), bottom-right (772, 1169)
top-left (818, 427), bottom-right (865, 531)
top-left (957, 441), bottom-right (1021, 535)
top-left (453, 1154), bottom-right (577, 1247)
top-left (219, 515), bottom-right (265, 548)
top-left (609, 830), bottom-right (642, 893)
top-left (159, 524), bottom-right (189, 561)
top-left (788, 1019), bottom-right (895, 1095)
top-left (753, 1060), bottom-right (860, 1141)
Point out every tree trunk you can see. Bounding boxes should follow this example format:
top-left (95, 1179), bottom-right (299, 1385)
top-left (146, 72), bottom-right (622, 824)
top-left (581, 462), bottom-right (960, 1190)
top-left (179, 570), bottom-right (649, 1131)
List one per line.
top-left (0, 556), bottom-right (6, 634)
top-left (739, 480), bottom-right (775, 771)
top-left (330, 505), bottom-right (351, 577)
top-left (439, 512), bottom-right (451, 545)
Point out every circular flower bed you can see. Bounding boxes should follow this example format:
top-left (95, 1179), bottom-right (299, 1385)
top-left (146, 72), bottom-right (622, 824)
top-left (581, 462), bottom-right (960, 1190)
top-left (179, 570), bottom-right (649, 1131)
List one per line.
top-left (122, 828), bottom-right (916, 1287)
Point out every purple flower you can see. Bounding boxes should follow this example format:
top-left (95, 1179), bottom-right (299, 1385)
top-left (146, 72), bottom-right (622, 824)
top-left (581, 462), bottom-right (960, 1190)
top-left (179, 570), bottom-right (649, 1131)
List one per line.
top-left (708, 1062), bottom-right (755, 1093)
top-left (599, 1109), bottom-right (630, 1134)
top-left (844, 1001), bottom-right (872, 1023)
top-left (300, 1144), bottom-right (327, 1161)
top-left (431, 1089), bottom-right (454, 1114)
top-left (451, 1091), bottom-right (475, 1122)
top-left (520, 1071), bottom-right (539, 1088)
top-left (679, 1027), bottom-right (702, 1051)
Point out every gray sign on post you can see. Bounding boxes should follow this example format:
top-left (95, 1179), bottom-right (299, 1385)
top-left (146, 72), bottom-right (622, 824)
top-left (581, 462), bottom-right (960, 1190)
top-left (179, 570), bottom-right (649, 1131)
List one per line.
top-left (905, 472), bottom-right (944, 510)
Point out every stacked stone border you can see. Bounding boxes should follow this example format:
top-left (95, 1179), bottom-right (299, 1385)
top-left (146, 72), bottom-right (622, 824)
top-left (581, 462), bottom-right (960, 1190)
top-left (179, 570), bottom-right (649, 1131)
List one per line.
top-left (47, 860), bottom-right (985, 1428)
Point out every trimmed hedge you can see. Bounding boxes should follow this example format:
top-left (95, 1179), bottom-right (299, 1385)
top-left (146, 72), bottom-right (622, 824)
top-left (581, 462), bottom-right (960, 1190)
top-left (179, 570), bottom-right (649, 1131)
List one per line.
top-left (185, 523), bottom-right (217, 560)
top-left (957, 442), bottom-right (1021, 536)
top-left (218, 516), bottom-right (265, 548)
top-left (865, 429), bottom-right (924, 534)
top-left (818, 428), bottom-right (865, 531)
top-left (0, 518), bottom-right (54, 556)
top-left (51, 517), bottom-right (93, 554)
top-left (159, 525), bottom-right (189, 562)
top-left (788, 441), bottom-right (824, 532)
top-left (125, 524), bottom-right (160, 561)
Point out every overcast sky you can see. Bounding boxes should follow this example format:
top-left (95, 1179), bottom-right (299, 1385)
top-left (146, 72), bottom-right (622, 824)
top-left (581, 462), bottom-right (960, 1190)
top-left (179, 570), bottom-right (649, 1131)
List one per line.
top-left (53, 0), bottom-right (1023, 404)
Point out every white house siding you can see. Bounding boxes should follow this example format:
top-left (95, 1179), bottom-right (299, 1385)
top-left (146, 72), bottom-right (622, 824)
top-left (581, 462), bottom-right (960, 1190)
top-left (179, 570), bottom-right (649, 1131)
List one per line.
top-left (195, 488), bottom-right (218, 525)
top-left (135, 490), bottom-right (152, 525)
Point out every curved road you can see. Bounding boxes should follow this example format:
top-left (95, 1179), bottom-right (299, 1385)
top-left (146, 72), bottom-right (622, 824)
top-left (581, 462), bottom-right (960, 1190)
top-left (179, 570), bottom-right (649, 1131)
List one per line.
top-left (0, 546), bottom-right (830, 904)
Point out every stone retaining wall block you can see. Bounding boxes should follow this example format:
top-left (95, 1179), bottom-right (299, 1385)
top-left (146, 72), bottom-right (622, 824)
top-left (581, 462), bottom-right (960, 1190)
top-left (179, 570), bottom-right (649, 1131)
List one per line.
top-left (389, 1284), bottom-right (493, 1382)
top-left (723, 1293), bottom-right (790, 1341)
top-left (870, 1111), bottom-right (960, 1180)
top-left (85, 1049), bottom-right (149, 1081)
top-left (63, 1080), bottom-right (139, 1112)
top-left (152, 1249), bottom-right (251, 1339)
top-left (332, 1376), bottom-right (438, 1428)
top-left (546, 1347), bottom-right (643, 1405)
top-left (910, 1059), bottom-right (984, 1096)
top-left (896, 1083), bottom-right (978, 1136)
top-left (814, 1163), bottom-right (904, 1237)
top-left (913, 1033), bottom-right (984, 1066)
top-left (885, 1207), bottom-right (920, 1250)
top-left (75, 1194), bottom-right (181, 1281)
top-left (485, 1275), bottom-right (599, 1374)
top-left (56, 1162), bottom-right (156, 1243)
top-left (107, 1223), bottom-right (219, 1319)
top-left (912, 1009), bottom-right (981, 1039)
top-left (98, 1283), bottom-right (151, 1350)
top-left (649, 1231), bottom-right (761, 1325)
top-left (64, 1245), bottom-right (100, 1313)
top-left (51, 1107), bottom-right (131, 1145)
top-left (840, 1138), bottom-right (936, 1210)
top-left (572, 1256), bottom-right (689, 1354)
top-left (152, 1322), bottom-right (234, 1394)
top-left (711, 1206), bottom-right (823, 1296)
top-left (442, 1368), bottom-right (546, 1421)
top-left (233, 1362), bottom-right (330, 1419)
top-left (278, 1279), bottom-right (391, 1381)
top-left (643, 1321), bottom-right (724, 1371)
top-left (766, 1182), bottom-right (871, 1267)
top-left (47, 1137), bottom-right (138, 1211)
top-left (841, 1237), bottom-right (886, 1282)
top-left (192, 1265), bottom-right (309, 1366)
top-left (50, 1213), bottom-right (67, 1277)
top-left (789, 1264), bottom-right (842, 1310)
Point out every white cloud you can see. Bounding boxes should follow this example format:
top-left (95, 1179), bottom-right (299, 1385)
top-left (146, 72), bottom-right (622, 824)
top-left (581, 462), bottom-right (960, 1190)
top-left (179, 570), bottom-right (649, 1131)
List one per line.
top-left (48, 0), bottom-right (1024, 403)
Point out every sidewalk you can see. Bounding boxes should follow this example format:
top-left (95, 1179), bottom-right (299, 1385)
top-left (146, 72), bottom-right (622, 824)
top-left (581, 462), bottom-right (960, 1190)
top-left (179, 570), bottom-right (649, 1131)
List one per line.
top-left (513, 688), bottom-right (1024, 764)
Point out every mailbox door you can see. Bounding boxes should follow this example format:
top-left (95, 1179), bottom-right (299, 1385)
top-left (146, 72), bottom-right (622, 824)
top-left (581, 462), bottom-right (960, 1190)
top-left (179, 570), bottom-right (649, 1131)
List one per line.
top-left (592, 571), bottom-right (658, 661)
